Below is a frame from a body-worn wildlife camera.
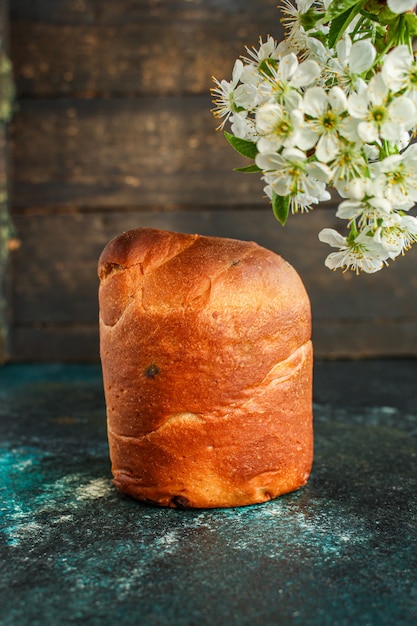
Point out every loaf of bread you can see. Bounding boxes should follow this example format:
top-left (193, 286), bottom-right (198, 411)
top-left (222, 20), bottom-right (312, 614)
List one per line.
top-left (98, 228), bottom-right (313, 508)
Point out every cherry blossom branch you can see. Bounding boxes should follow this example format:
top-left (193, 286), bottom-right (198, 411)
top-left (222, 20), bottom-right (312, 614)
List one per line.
top-left (211, 0), bottom-right (417, 273)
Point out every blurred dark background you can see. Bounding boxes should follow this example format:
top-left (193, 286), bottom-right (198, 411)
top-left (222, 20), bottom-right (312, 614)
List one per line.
top-left (1, 0), bottom-right (417, 361)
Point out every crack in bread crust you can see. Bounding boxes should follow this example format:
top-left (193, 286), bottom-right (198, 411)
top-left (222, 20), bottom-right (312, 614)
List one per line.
top-left (107, 341), bottom-right (310, 443)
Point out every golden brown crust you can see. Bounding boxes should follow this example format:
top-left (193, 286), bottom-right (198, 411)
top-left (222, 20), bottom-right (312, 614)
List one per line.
top-left (98, 228), bottom-right (313, 508)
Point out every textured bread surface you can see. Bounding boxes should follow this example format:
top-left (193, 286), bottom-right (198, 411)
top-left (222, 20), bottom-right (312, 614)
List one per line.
top-left (98, 228), bottom-right (313, 508)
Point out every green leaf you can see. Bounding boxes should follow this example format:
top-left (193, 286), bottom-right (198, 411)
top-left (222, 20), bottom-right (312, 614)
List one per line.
top-left (324, 0), bottom-right (363, 21)
top-left (233, 164), bottom-right (261, 173)
top-left (224, 131), bottom-right (258, 159)
top-left (328, 6), bottom-right (359, 48)
top-left (358, 9), bottom-right (381, 24)
top-left (300, 8), bottom-right (323, 31)
top-left (258, 58), bottom-right (278, 78)
top-left (271, 192), bottom-right (290, 226)
top-left (404, 13), bottom-right (417, 37)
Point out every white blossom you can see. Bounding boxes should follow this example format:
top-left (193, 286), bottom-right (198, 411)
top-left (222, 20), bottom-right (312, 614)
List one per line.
top-left (303, 86), bottom-right (351, 162)
top-left (255, 103), bottom-right (307, 152)
top-left (211, 0), bottom-right (417, 272)
top-left (259, 53), bottom-right (321, 109)
top-left (381, 45), bottom-right (417, 119)
top-left (242, 36), bottom-right (280, 66)
top-left (328, 143), bottom-right (368, 194)
top-left (374, 213), bottom-right (417, 258)
top-left (327, 36), bottom-right (376, 93)
top-left (256, 148), bottom-right (331, 212)
top-left (336, 194), bottom-right (393, 225)
top-left (372, 149), bottom-right (417, 208)
top-left (318, 228), bottom-right (389, 273)
top-left (279, 0), bottom-right (317, 54)
top-left (302, 34), bottom-right (330, 64)
top-left (347, 73), bottom-right (416, 143)
top-left (381, 45), bottom-right (414, 93)
top-left (211, 60), bottom-right (244, 129)
top-left (230, 112), bottom-right (257, 141)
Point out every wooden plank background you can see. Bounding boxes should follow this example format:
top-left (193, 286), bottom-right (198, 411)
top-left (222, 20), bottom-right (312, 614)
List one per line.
top-left (0, 124), bottom-right (7, 363)
top-left (0, 0), bottom-right (12, 363)
top-left (7, 0), bottom-right (417, 360)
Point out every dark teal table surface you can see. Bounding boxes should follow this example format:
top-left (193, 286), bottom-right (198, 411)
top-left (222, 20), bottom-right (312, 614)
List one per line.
top-left (1, 361), bottom-right (416, 626)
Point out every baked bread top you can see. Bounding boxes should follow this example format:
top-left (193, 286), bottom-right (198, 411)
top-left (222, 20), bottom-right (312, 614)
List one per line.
top-left (98, 227), bottom-right (311, 362)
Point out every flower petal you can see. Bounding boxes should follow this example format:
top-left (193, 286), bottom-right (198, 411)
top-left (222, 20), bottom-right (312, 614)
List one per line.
top-left (367, 73), bottom-right (388, 105)
top-left (284, 90), bottom-right (303, 111)
top-left (231, 59), bottom-right (244, 85)
top-left (336, 35), bottom-right (352, 64)
top-left (278, 53), bottom-right (298, 81)
top-left (380, 121), bottom-right (406, 142)
top-left (349, 40), bottom-right (376, 74)
top-left (324, 251), bottom-right (348, 271)
top-left (347, 93), bottom-right (368, 119)
top-left (367, 196), bottom-right (393, 214)
top-left (255, 152), bottom-right (283, 171)
top-left (401, 215), bottom-right (417, 233)
top-left (315, 134), bottom-right (340, 163)
top-left (328, 86), bottom-right (347, 113)
top-left (336, 199), bottom-right (364, 218)
top-left (344, 178), bottom-right (367, 200)
top-left (306, 160), bottom-right (332, 182)
top-left (388, 96), bottom-right (416, 130)
top-left (303, 86), bottom-right (328, 117)
top-left (282, 147), bottom-right (307, 161)
top-left (295, 127), bottom-right (319, 151)
top-left (387, 0), bottom-right (417, 14)
top-left (256, 136), bottom-right (282, 152)
top-left (357, 121), bottom-right (379, 143)
top-left (271, 178), bottom-right (292, 196)
top-left (318, 228), bottom-right (346, 247)
top-left (255, 102), bottom-right (282, 134)
top-left (403, 141), bottom-right (417, 162)
top-left (338, 117), bottom-right (359, 142)
top-left (382, 45), bottom-right (413, 92)
top-left (377, 154), bottom-right (403, 173)
top-left (291, 59), bottom-right (321, 88)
